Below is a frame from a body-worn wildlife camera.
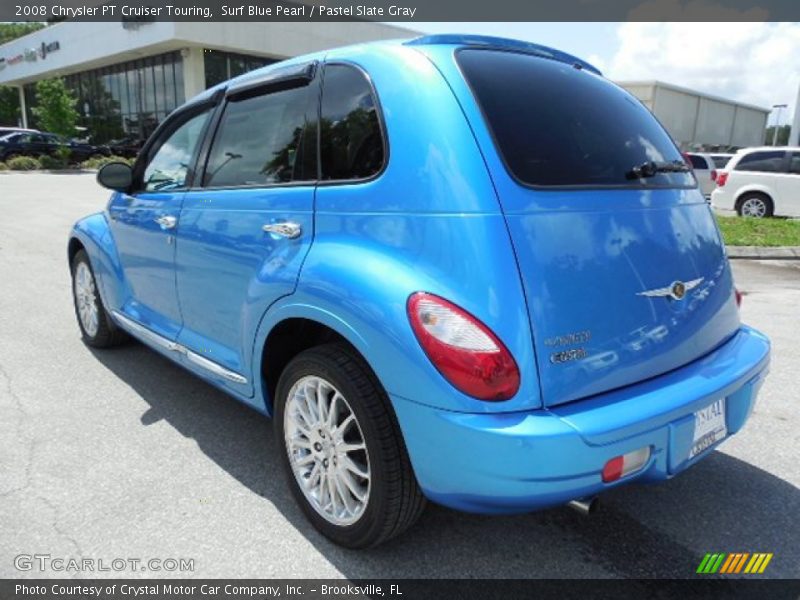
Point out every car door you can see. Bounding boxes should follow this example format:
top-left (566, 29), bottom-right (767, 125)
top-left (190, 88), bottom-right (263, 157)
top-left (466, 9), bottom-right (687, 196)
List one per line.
top-left (24, 133), bottom-right (49, 157)
top-left (781, 152), bottom-right (800, 217)
top-left (107, 103), bottom-right (215, 340)
top-left (174, 62), bottom-right (319, 397)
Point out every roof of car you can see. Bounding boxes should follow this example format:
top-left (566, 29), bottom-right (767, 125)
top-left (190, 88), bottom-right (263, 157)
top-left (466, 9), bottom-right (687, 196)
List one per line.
top-left (737, 146), bottom-right (800, 153)
top-left (187, 34), bottom-right (602, 107)
top-left (405, 34), bottom-right (602, 75)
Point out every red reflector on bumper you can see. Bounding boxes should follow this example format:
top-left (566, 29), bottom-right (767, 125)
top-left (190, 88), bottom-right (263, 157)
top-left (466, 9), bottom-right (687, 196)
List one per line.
top-left (602, 447), bottom-right (651, 483)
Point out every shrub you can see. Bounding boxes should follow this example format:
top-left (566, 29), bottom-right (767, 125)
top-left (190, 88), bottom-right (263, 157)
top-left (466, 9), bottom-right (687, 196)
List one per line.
top-left (0, 162), bottom-right (8, 171)
top-left (80, 155), bottom-right (134, 170)
top-left (38, 154), bottom-right (69, 170)
top-left (6, 155), bottom-right (41, 171)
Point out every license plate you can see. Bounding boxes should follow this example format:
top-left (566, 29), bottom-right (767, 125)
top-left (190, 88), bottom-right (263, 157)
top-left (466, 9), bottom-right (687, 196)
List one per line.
top-left (689, 398), bottom-right (727, 458)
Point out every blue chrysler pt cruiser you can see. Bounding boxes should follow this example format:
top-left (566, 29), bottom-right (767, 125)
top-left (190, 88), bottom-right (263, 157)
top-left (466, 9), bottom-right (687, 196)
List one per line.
top-left (69, 35), bottom-right (771, 547)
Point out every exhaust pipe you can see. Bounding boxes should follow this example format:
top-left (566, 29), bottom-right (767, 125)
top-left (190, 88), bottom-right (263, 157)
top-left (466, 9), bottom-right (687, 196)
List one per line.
top-left (567, 497), bottom-right (598, 516)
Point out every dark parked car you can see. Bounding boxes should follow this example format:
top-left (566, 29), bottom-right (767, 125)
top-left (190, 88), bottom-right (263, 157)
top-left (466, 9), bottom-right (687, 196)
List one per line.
top-left (106, 136), bottom-right (145, 159)
top-left (0, 131), bottom-right (110, 162)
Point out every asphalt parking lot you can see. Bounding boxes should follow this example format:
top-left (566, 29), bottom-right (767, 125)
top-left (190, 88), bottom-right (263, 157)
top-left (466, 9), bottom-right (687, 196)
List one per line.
top-left (1, 172), bottom-right (798, 580)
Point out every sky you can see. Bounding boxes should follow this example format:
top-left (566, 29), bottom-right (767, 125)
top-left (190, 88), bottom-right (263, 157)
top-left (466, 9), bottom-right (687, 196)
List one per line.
top-left (403, 22), bottom-right (800, 127)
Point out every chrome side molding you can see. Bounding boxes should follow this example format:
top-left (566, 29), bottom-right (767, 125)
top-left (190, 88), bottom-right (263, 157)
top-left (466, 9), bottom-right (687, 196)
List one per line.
top-left (111, 311), bottom-right (248, 385)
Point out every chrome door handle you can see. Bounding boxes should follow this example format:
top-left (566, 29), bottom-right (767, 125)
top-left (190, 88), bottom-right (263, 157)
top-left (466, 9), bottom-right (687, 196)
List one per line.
top-left (262, 221), bottom-right (302, 239)
top-left (154, 215), bottom-right (177, 230)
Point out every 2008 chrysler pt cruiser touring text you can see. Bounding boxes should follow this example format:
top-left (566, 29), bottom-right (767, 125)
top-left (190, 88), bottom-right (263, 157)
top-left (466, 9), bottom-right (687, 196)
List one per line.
top-left (69, 35), bottom-right (771, 548)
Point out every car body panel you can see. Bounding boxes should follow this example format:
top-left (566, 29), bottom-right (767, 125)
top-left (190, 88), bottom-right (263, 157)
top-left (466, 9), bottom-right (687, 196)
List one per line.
top-left (393, 325), bottom-right (769, 513)
top-left (69, 36), bottom-right (770, 514)
top-left (175, 186), bottom-right (316, 397)
top-left (417, 44), bottom-right (740, 407)
top-left (107, 189), bottom-right (185, 341)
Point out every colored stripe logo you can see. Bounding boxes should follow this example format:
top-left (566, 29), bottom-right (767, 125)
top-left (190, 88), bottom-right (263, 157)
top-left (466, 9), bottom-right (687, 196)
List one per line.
top-left (697, 553), bottom-right (773, 574)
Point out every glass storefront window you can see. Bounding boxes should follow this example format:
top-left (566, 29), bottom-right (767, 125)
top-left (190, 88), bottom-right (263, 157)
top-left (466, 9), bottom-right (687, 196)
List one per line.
top-left (24, 51), bottom-right (184, 151)
top-left (203, 49), bottom-right (277, 89)
top-left (22, 49), bottom-right (274, 151)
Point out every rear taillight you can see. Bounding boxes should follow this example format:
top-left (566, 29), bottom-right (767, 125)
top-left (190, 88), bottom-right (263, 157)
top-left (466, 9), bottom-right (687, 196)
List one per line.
top-left (717, 171), bottom-right (728, 187)
top-left (711, 169), bottom-right (717, 181)
top-left (682, 152), bottom-right (693, 168)
top-left (602, 447), bottom-right (651, 483)
top-left (407, 292), bottom-right (520, 401)
top-left (735, 287), bottom-right (742, 308)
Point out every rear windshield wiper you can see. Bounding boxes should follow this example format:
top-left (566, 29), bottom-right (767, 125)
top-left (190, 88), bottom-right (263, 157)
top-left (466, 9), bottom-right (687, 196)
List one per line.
top-left (625, 160), bottom-right (690, 180)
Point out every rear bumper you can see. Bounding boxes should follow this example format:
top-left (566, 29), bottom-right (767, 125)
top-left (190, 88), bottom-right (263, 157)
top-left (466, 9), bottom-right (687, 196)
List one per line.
top-left (392, 325), bottom-right (770, 513)
top-left (711, 188), bottom-right (735, 211)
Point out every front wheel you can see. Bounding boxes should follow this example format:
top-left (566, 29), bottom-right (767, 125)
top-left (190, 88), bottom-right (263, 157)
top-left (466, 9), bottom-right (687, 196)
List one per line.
top-left (71, 250), bottom-right (127, 348)
top-left (274, 343), bottom-right (425, 548)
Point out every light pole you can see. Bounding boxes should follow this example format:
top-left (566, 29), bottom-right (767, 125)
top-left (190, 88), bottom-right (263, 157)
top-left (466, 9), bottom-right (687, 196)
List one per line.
top-left (772, 103), bottom-right (788, 146)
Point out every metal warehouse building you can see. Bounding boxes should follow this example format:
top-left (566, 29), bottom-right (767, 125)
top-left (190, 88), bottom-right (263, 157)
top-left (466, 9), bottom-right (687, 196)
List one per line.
top-left (618, 80), bottom-right (769, 151)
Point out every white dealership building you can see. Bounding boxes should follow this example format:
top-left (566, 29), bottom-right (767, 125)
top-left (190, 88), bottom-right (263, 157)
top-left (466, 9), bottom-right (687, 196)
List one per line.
top-left (0, 20), bottom-right (413, 143)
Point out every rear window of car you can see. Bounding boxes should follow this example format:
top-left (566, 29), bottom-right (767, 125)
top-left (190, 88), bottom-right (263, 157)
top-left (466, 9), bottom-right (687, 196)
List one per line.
top-left (457, 49), bottom-right (693, 188)
top-left (688, 154), bottom-right (708, 169)
top-left (734, 151), bottom-right (785, 173)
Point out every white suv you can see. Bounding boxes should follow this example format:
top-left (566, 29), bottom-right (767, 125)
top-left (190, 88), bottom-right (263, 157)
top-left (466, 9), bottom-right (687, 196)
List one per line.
top-left (711, 147), bottom-right (800, 217)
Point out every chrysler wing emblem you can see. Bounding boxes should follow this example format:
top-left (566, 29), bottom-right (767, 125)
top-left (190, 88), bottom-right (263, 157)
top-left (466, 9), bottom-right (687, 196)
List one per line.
top-left (637, 278), bottom-right (704, 301)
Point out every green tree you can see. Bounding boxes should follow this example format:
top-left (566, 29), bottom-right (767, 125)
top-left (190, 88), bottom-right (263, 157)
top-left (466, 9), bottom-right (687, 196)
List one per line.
top-left (0, 22), bottom-right (47, 126)
top-left (31, 78), bottom-right (79, 137)
top-left (0, 22), bottom-right (45, 44)
top-left (0, 87), bottom-right (20, 126)
top-left (764, 124), bottom-right (790, 146)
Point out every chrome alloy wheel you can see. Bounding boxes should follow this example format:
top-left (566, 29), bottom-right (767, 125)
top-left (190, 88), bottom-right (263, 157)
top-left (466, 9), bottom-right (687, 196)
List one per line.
top-left (741, 197), bottom-right (767, 217)
top-left (284, 375), bottom-right (371, 526)
top-left (74, 262), bottom-right (99, 337)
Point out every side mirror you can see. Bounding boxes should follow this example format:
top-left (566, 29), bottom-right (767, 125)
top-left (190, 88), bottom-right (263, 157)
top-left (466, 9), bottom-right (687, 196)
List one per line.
top-left (97, 161), bottom-right (133, 192)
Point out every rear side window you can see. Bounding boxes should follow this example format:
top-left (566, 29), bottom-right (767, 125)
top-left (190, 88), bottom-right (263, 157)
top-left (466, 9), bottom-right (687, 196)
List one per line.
top-left (712, 155), bottom-right (731, 168)
top-left (734, 151), bottom-right (785, 173)
top-left (320, 64), bottom-right (384, 181)
top-left (457, 49), bottom-right (693, 188)
top-left (789, 153), bottom-right (800, 175)
top-left (688, 155), bottom-right (707, 169)
top-left (204, 83), bottom-right (317, 187)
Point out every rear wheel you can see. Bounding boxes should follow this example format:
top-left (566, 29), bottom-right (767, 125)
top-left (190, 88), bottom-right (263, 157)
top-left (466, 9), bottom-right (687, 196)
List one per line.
top-left (737, 193), bottom-right (773, 218)
top-left (71, 250), bottom-right (127, 348)
top-left (274, 343), bottom-right (425, 548)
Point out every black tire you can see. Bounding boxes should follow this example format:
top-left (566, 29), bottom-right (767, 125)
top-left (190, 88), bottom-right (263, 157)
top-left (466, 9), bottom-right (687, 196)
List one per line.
top-left (71, 250), bottom-right (128, 348)
top-left (736, 193), bottom-right (773, 218)
top-left (274, 343), bottom-right (426, 548)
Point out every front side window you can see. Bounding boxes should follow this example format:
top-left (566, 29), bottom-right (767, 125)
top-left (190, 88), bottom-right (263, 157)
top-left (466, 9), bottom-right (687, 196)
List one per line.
top-left (142, 109), bottom-right (211, 192)
top-left (457, 49), bottom-right (693, 188)
top-left (734, 151), bottom-right (785, 173)
top-left (319, 64), bottom-right (384, 181)
top-left (203, 82), bottom-right (316, 188)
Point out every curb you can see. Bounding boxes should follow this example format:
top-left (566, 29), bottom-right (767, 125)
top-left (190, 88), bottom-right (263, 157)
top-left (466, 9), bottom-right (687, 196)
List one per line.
top-left (727, 246), bottom-right (800, 260)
